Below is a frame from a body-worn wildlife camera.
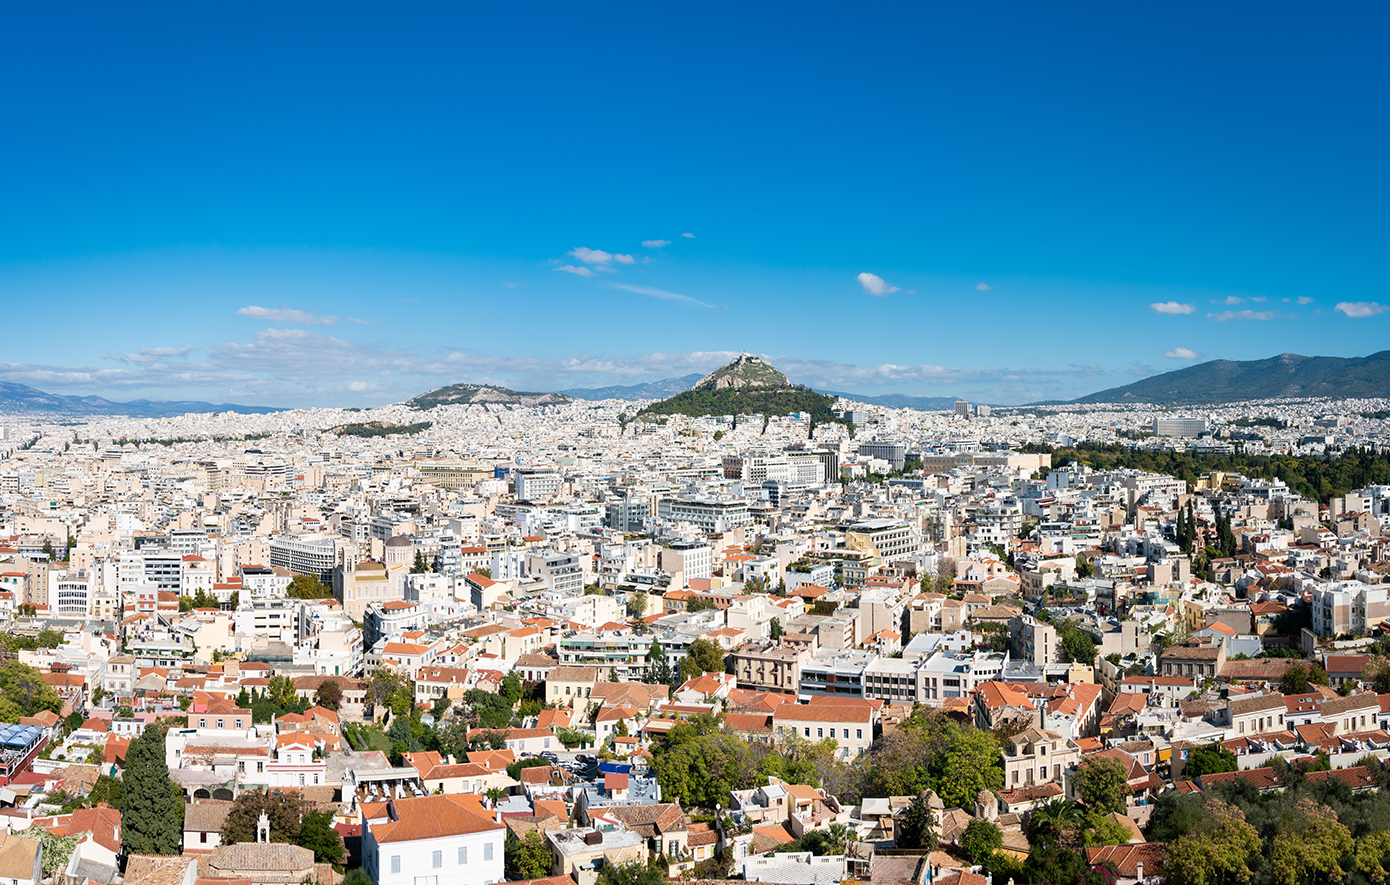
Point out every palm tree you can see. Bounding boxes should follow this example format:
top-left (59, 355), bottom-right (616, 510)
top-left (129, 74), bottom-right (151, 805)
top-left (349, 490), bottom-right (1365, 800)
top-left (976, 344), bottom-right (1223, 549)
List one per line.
top-left (1028, 797), bottom-right (1080, 848)
top-left (825, 823), bottom-right (851, 856)
top-left (484, 786), bottom-right (507, 806)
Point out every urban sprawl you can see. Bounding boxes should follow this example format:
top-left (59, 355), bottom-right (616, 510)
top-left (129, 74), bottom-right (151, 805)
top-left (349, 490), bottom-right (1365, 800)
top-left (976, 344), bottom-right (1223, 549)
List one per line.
top-left (2, 389), bottom-right (1390, 885)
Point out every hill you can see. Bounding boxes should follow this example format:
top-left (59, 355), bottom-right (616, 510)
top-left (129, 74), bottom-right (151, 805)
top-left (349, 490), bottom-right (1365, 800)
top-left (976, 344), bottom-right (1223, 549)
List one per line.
top-left (637, 356), bottom-right (848, 431)
top-left (693, 354), bottom-right (790, 391)
top-left (0, 381), bottom-right (281, 418)
top-left (407, 383), bottom-right (571, 409)
top-left (1067, 351), bottom-right (1390, 405)
top-left (562, 374), bottom-right (702, 401)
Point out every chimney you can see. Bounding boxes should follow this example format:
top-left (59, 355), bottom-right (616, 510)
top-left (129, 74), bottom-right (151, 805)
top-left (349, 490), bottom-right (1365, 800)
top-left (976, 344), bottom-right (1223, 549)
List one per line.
top-left (1136, 863), bottom-right (1144, 881)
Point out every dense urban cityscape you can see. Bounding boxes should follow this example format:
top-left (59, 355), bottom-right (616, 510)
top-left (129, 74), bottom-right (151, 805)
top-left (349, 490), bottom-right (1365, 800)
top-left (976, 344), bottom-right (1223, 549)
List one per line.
top-left (0, 350), bottom-right (1388, 885)
top-left (6, 5), bottom-right (1390, 885)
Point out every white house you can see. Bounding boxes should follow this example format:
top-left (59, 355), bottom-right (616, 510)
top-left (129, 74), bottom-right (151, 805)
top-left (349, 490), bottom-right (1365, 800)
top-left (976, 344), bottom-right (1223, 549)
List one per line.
top-left (362, 794), bottom-right (505, 885)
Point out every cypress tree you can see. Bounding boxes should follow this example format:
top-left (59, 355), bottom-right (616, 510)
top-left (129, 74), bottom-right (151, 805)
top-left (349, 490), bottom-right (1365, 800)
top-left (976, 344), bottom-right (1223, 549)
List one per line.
top-left (1174, 508), bottom-right (1187, 553)
top-left (121, 724), bottom-right (183, 855)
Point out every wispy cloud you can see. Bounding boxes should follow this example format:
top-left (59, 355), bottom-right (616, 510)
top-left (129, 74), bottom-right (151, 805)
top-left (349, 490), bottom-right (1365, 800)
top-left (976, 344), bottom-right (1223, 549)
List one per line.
top-left (976, 283), bottom-right (991, 291)
top-left (111, 346), bottom-right (201, 366)
top-left (1207, 309), bottom-right (1280, 322)
top-left (1164, 347), bottom-right (1202, 359)
top-left (1129, 364), bottom-right (1159, 376)
top-left (1297, 296), bottom-right (1314, 305)
top-left (1250, 296), bottom-right (1267, 303)
top-left (1216, 296), bottom-right (1244, 305)
top-left (606, 283), bottom-right (712, 308)
top-left (568, 247), bottom-right (616, 265)
top-left (555, 265), bottom-right (595, 277)
top-left (1150, 302), bottom-right (1195, 315)
top-left (641, 240), bottom-right (671, 249)
top-left (237, 305), bottom-right (339, 326)
top-left (681, 232), bottom-right (695, 238)
top-left (857, 272), bottom-right (900, 296)
top-left (346, 317), bottom-right (374, 325)
top-left (1335, 301), bottom-right (1388, 318)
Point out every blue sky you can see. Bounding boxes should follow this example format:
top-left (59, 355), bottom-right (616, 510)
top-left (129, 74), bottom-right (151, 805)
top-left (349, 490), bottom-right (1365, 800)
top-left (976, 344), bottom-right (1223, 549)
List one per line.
top-left (2, 3), bottom-right (1388, 407)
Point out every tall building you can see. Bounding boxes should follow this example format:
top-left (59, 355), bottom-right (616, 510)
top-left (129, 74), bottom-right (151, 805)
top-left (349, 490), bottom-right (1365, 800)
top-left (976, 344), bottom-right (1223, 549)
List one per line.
top-left (1153, 417), bottom-right (1208, 438)
top-left (954, 400), bottom-right (971, 418)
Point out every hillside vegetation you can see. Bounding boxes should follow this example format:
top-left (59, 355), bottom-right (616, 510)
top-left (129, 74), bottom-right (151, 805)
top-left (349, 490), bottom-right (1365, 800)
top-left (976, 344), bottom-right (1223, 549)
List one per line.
top-left (1067, 351), bottom-right (1390, 405)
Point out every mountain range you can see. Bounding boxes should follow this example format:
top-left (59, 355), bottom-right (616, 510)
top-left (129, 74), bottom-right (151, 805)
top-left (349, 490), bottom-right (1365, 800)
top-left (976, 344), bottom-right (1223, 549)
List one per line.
top-left (561, 374), bottom-right (703, 401)
top-left (407, 383), bottom-right (572, 409)
top-left (0, 382), bottom-right (281, 418)
top-left (1064, 351), bottom-right (1390, 405)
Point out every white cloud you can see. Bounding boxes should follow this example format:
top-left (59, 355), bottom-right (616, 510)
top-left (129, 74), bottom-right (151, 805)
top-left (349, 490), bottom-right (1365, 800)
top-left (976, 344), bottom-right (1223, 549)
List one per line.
top-left (1129, 364), bottom-right (1159, 376)
top-left (568, 247), bottom-right (615, 265)
top-left (1207, 309), bottom-right (1280, 322)
top-left (976, 283), bottom-right (991, 291)
top-left (641, 240), bottom-right (671, 249)
top-left (554, 265), bottom-right (595, 277)
top-left (237, 305), bottom-right (339, 326)
top-left (1218, 296), bottom-right (1244, 305)
top-left (1250, 296), bottom-right (1267, 302)
top-left (346, 317), bottom-right (374, 325)
top-left (1297, 296), bottom-right (1314, 305)
top-left (857, 272), bottom-right (900, 296)
top-left (1149, 302), bottom-right (1195, 315)
top-left (606, 283), bottom-right (712, 308)
top-left (117, 346), bottom-right (201, 366)
top-left (681, 232), bottom-right (695, 238)
top-left (1335, 301), bottom-right (1388, 318)
top-left (613, 254), bottom-right (636, 265)
top-left (1164, 347), bottom-right (1202, 360)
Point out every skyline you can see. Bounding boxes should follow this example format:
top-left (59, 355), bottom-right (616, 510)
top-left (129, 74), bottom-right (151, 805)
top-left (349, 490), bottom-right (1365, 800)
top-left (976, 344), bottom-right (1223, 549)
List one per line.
top-left (3, 4), bottom-right (1389, 408)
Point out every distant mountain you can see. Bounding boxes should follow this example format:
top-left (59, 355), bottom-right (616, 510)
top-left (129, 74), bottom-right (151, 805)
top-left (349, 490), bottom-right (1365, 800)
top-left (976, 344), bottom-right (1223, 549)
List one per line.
top-left (817, 390), bottom-right (966, 411)
top-left (1067, 351), bottom-right (1390, 405)
top-left (408, 383), bottom-right (571, 409)
top-left (0, 381), bottom-right (281, 417)
top-left (637, 355), bottom-right (848, 430)
top-left (561, 374), bottom-right (702, 401)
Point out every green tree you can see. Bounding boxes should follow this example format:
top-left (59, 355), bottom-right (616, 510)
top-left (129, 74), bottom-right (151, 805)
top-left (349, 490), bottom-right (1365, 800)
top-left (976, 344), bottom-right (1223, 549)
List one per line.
top-left (1075, 757), bottom-right (1131, 815)
top-left (931, 721), bottom-right (1005, 809)
top-left (628, 590), bottom-right (648, 619)
top-left (1080, 809), bottom-right (1131, 847)
top-left (1280, 662), bottom-right (1330, 694)
top-left (88, 773), bottom-right (124, 809)
top-left (412, 550), bottom-right (429, 573)
top-left (960, 818), bottom-right (1003, 864)
top-left (896, 791), bottom-right (939, 850)
top-left (221, 788), bottom-right (304, 845)
top-left (1185, 743), bottom-right (1239, 777)
top-left (500, 672), bottom-right (523, 706)
top-left (679, 638), bottom-right (727, 681)
top-left (286, 574), bottom-right (332, 599)
top-left (39, 830), bottom-right (81, 883)
top-left (300, 809), bottom-right (345, 863)
top-left (314, 678), bottom-right (343, 712)
top-left (597, 859), bottom-right (666, 885)
top-left (178, 595), bottom-right (194, 612)
top-left (0, 662), bottom-right (62, 717)
top-left (1027, 798), bottom-right (1081, 849)
top-left (1355, 830), bottom-right (1390, 882)
top-left (506, 829), bottom-right (553, 880)
top-left (649, 637), bottom-right (672, 686)
top-left (1164, 799), bottom-right (1261, 885)
top-left (267, 674), bottom-right (299, 709)
top-left (122, 724), bottom-right (181, 855)
top-left (651, 731), bottom-right (761, 807)
top-left (1269, 798), bottom-right (1352, 885)
top-left (769, 618), bottom-right (784, 640)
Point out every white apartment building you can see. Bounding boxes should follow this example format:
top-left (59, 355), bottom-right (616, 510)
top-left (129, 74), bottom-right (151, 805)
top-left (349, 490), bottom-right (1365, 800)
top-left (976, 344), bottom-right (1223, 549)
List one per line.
top-left (514, 468), bottom-right (562, 501)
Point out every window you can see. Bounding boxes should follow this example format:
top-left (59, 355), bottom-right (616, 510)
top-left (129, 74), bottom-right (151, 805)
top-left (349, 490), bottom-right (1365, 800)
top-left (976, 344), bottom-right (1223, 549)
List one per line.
top-left (544, 738), bottom-right (551, 749)
top-left (856, 729), bottom-right (862, 740)
top-left (201, 832), bottom-right (208, 843)
top-left (390, 856), bottom-right (400, 874)
top-left (817, 728), bottom-right (823, 738)
top-left (842, 729), bottom-right (849, 739)
top-left (484, 843), bottom-right (493, 861)
top-left (459, 847), bottom-right (468, 864)
top-left (432, 851), bottom-right (442, 869)
top-left (804, 728), bottom-right (810, 737)
top-left (217, 719), bottom-right (225, 729)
